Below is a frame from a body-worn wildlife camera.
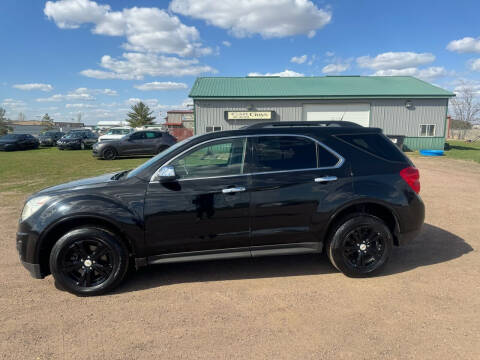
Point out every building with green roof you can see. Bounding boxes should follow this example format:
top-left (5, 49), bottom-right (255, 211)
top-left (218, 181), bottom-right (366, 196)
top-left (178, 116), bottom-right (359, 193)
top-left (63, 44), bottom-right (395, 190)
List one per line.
top-left (189, 76), bottom-right (455, 150)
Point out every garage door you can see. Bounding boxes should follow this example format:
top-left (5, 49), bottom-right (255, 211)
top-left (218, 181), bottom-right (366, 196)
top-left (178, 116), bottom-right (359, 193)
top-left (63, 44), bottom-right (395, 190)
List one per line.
top-left (303, 103), bottom-right (370, 127)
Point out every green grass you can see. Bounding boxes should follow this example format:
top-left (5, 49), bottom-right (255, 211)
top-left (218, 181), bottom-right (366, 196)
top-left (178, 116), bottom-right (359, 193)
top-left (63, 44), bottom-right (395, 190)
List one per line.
top-left (444, 140), bottom-right (480, 164)
top-left (0, 147), bottom-right (148, 194)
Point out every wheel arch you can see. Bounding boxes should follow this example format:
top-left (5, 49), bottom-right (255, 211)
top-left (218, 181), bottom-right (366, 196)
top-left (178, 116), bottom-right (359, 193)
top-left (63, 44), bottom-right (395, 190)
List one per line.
top-left (37, 215), bottom-right (136, 277)
top-left (324, 200), bottom-right (401, 247)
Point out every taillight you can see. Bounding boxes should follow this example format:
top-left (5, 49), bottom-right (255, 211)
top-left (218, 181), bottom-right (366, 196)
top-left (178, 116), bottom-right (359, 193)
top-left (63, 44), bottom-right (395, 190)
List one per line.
top-left (400, 166), bottom-right (420, 193)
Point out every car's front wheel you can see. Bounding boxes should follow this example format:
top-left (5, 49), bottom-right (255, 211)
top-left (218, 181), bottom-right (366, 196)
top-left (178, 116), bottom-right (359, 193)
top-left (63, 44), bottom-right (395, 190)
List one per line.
top-left (326, 214), bottom-right (393, 277)
top-left (102, 147), bottom-right (117, 160)
top-left (49, 227), bottom-right (129, 296)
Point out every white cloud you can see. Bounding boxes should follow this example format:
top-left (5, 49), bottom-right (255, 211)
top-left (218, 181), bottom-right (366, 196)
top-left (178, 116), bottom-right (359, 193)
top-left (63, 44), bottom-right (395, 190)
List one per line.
top-left (134, 81), bottom-right (188, 91)
top-left (81, 52), bottom-right (216, 80)
top-left (373, 66), bottom-right (449, 82)
top-left (65, 103), bottom-right (95, 108)
top-left (290, 55), bottom-right (307, 64)
top-left (222, 40), bottom-right (231, 47)
top-left (13, 83), bottom-right (53, 92)
top-left (169, 0), bottom-right (331, 39)
top-left (325, 51), bottom-right (335, 57)
top-left (248, 69), bottom-right (304, 77)
top-left (357, 52), bottom-right (435, 70)
top-left (101, 88), bottom-right (117, 96)
top-left (322, 63), bottom-right (350, 74)
top-left (469, 58), bottom-right (480, 71)
top-left (44, 0), bottom-right (211, 57)
top-left (447, 37), bottom-right (480, 53)
top-left (2, 98), bottom-right (27, 109)
top-left (36, 87), bottom-right (106, 102)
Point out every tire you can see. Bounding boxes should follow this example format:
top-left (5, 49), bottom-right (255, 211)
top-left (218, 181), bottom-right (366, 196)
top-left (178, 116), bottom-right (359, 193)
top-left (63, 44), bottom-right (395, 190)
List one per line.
top-left (80, 142), bottom-right (85, 150)
top-left (49, 227), bottom-right (129, 296)
top-left (326, 214), bottom-right (393, 277)
top-left (102, 147), bottom-right (117, 160)
top-left (156, 145), bottom-right (168, 154)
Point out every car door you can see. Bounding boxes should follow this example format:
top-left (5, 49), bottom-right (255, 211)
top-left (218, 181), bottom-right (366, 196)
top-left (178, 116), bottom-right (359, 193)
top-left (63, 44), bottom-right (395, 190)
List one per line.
top-left (144, 136), bottom-right (251, 256)
top-left (122, 131), bottom-right (147, 155)
top-left (144, 131), bottom-right (160, 154)
top-left (248, 135), bottom-right (351, 254)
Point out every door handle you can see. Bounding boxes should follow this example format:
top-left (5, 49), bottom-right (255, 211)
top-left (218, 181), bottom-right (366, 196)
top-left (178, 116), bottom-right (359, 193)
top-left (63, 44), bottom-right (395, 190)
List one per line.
top-left (314, 176), bottom-right (338, 183)
top-left (222, 187), bottom-right (246, 194)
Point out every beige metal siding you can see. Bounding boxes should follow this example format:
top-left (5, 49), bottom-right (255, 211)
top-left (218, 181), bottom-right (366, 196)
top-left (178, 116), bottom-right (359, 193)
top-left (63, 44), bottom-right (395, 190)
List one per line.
top-left (194, 98), bottom-right (448, 137)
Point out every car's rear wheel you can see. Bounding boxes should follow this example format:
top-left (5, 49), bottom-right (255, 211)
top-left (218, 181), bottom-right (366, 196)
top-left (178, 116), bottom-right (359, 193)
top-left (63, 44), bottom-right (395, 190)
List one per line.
top-left (156, 145), bottom-right (169, 154)
top-left (326, 214), bottom-right (393, 277)
top-left (102, 147), bottom-right (117, 160)
top-left (49, 227), bottom-right (129, 296)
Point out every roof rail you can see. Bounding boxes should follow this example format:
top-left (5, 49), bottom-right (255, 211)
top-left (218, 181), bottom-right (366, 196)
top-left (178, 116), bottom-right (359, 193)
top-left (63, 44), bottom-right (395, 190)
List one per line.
top-left (242, 121), bottom-right (363, 129)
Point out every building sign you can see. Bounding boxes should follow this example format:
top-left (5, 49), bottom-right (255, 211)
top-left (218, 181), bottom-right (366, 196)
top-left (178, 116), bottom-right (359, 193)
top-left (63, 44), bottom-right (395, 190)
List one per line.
top-left (225, 111), bottom-right (274, 120)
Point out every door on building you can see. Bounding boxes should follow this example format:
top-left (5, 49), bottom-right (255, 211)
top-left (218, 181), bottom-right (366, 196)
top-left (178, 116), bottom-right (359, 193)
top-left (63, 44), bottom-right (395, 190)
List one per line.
top-left (303, 104), bottom-right (370, 127)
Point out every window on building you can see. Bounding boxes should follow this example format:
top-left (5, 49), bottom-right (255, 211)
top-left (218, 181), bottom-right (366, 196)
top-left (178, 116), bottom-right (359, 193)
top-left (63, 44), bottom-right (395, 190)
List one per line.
top-left (206, 126), bottom-right (222, 133)
top-left (419, 124), bottom-right (435, 137)
top-left (250, 136), bottom-right (317, 172)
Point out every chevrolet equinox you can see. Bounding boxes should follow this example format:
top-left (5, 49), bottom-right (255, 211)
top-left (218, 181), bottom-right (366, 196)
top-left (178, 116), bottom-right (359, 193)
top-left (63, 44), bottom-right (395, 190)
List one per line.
top-left (17, 121), bottom-right (424, 296)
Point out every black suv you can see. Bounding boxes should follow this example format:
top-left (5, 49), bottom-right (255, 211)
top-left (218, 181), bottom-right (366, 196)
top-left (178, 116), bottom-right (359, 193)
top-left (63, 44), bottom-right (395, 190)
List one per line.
top-left (17, 122), bottom-right (424, 296)
top-left (39, 131), bottom-right (65, 146)
top-left (57, 130), bottom-right (98, 150)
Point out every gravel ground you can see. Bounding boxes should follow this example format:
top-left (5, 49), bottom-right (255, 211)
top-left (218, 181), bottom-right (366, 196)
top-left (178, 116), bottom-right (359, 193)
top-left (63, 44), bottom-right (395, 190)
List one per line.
top-left (1, 156), bottom-right (479, 360)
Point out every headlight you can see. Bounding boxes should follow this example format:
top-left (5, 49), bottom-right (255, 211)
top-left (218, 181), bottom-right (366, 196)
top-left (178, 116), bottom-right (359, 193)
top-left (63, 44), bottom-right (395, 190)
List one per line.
top-left (21, 196), bottom-right (50, 221)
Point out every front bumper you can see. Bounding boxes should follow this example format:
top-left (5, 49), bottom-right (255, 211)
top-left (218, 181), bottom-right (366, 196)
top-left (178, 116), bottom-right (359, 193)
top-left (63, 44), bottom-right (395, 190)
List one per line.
top-left (57, 142), bottom-right (81, 150)
top-left (40, 139), bottom-right (54, 146)
top-left (16, 231), bottom-right (44, 279)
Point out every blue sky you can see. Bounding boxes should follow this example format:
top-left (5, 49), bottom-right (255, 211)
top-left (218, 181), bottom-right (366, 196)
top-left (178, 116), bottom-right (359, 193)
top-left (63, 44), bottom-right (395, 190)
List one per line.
top-left (1, 0), bottom-right (479, 124)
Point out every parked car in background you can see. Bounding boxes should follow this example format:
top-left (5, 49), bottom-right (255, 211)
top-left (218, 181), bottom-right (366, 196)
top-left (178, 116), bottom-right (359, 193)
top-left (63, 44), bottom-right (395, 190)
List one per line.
top-left (38, 131), bottom-right (65, 147)
top-left (17, 121), bottom-right (424, 296)
top-left (57, 130), bottom-right (98, 150)
top-left (97, 127), bottom-right (133, 142)
top-left (92, 130), bottom-right (176, 160)
top-left (0, 134), bottom-right (39, 151)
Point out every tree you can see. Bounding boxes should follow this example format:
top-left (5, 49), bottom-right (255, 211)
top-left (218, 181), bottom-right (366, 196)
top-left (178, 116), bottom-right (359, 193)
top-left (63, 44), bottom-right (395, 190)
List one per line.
top-left (126, 101), bottom-right (156, 128)
top-left (41, 113), bottom-right (55, 130)
top-left (450, 82), bottom-right (480, 124)
top-left (0, 107), bottom-right (12, 135)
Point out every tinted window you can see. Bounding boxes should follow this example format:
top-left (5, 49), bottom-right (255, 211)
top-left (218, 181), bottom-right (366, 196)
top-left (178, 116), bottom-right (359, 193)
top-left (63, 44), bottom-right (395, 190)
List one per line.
top-left (130, 132), bottom-right (145, 140)
top-left (145, 132), bottom-right (160, 139)
top-left (336, 133), bottom-right (406, 162)
top-left (317, 145), bottom-right (340, 167)
top-left (171, 138), bottom-right (246, 179)
top-left (251, 136), bottom-right (317, 172)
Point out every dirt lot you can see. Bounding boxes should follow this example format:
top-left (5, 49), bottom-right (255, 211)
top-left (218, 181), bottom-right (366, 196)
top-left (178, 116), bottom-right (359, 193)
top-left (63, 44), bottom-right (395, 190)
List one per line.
top-left (1, 156), bottom-right (479, 359)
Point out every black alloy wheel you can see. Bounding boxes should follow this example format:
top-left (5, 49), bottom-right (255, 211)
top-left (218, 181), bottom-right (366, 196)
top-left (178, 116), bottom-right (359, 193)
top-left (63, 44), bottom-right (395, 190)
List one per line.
top-left (341, 225), bottom-right (386, 270)
top-left (327, 214), bottom-right (393, 277)
top-left (102, 147), bottom-right (117, 160)
top-left (50, 227), bottom-right (129, 296)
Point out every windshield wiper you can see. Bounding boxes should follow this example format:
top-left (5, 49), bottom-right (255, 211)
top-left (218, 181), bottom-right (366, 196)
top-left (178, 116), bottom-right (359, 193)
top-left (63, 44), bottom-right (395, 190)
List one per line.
top-left (112, 170), bottom-right (131, 180)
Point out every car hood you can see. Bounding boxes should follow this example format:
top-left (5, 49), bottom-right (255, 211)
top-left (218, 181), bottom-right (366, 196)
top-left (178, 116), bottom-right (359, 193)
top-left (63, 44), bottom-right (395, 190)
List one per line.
top-left (38, 172), bottom-right (117, 194)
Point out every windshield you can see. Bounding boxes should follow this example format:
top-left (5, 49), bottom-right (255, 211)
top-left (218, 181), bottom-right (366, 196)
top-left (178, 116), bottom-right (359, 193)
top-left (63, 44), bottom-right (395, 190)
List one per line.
top-left (41, 131), bottom-right (56, 136)
top-left (64, 132), bottom-right (84, 139)
top-left (1, 134), bottom-right (21, 140)
top-left (106, 128), bottom-right (130, 135)
top-left (127, 135), bottom-right (200, 179)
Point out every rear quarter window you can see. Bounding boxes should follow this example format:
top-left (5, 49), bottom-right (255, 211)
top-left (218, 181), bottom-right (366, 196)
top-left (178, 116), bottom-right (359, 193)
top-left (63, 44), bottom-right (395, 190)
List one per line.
top-left (335, 133), bottom-right (407, 162)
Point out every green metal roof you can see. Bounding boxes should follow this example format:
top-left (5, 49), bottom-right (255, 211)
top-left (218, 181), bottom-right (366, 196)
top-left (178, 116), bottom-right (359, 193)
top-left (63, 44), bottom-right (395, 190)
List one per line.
top-left (189, 76), bottom-right (455, 99)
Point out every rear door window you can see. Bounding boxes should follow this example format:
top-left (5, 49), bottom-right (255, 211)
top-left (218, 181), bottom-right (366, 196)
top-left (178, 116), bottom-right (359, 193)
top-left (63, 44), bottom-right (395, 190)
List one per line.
top-left (250, 136), bottom-right (317, 173)
top-left (335, 133), bottom-right (406, 162)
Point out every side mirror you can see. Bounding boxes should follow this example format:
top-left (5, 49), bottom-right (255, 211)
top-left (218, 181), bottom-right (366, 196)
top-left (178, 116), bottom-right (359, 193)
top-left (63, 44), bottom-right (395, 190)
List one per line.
top-left (151, 165), bottom-right (177, 183)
